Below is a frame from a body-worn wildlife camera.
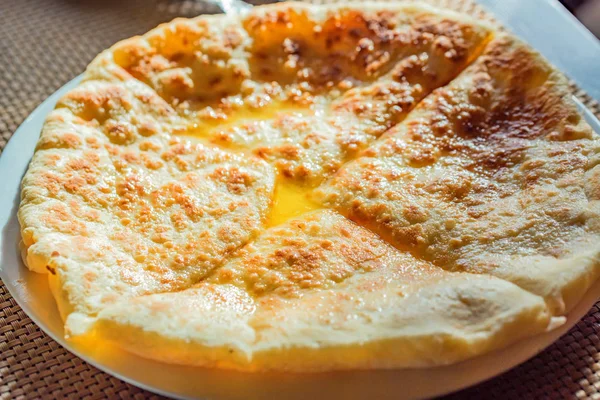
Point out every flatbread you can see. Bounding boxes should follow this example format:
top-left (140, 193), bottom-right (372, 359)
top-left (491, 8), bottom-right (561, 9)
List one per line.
top-left (95, 210), bottom-right (553, 371)
top-left (104, 2), bottom-right (492, 183)
top-left (19, 78), bottom-right (275, 335)
top-left (17, 1), bottom-right (600, 371)
top-left (316, 35), bottom-right (600, 315)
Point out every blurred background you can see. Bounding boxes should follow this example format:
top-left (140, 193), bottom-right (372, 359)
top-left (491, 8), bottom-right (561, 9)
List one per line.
top-left (562, 0), bottom-right (600, 36)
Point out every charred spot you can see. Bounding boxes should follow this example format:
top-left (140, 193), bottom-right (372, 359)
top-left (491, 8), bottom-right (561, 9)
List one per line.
top-left (325, 36), bottom-right (334, 50)
top-left (209, 76), bottom-right (223, 87)
top-left (260, 67), bottom-right (272, 77)
top-left (348, 28), bottom-right (362, 38)
top-left (171, 52), bottom-right (185, 62)
top-left (46, 265), bottom-right (56, 275)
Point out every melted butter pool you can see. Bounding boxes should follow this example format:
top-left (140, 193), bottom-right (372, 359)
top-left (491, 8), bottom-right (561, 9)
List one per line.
top-left (185, 101), bottom-right (315, 145)
top-left (267, 179), bottom-right (322, 227)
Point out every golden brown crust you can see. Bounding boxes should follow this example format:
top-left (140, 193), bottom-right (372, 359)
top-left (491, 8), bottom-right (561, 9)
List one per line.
top-left (316, 34), bottom-right (600, 314)
top-left (19, 78), bottom-right (276, 334)
top-left (95, 211), bottom-right (553, 371)
top-left (210, 210), bottom-right (394, 298)
top-left (96, 1), bottom-right (492, 184)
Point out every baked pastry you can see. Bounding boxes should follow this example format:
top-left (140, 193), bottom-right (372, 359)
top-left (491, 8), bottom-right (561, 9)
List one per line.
top-left (18, 2), bottom-right (600, 371)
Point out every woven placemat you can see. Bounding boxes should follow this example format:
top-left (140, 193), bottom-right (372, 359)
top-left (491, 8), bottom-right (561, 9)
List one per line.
top-left (1, 0), bottom-right (599, 398)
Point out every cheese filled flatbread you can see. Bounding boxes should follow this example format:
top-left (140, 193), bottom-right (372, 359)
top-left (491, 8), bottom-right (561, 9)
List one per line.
top-left (17, 2), bottom-right (600, 371)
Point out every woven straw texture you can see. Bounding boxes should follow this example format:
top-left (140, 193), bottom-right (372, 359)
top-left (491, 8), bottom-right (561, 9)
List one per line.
top-left (1, 0), bottom-right (599, 398)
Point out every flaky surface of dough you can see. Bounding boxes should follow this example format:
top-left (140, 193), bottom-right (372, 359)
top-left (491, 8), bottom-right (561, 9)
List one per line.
top-left (17, 1), bottom-right (600, 371)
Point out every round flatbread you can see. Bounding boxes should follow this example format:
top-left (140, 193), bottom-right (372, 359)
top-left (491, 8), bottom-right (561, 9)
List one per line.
top-left (18, 2), bottom-right (599, 371)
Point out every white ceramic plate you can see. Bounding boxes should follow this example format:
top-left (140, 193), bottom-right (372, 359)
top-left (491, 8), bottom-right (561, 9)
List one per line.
top-left (1, 76), bottom-right (600, 400)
